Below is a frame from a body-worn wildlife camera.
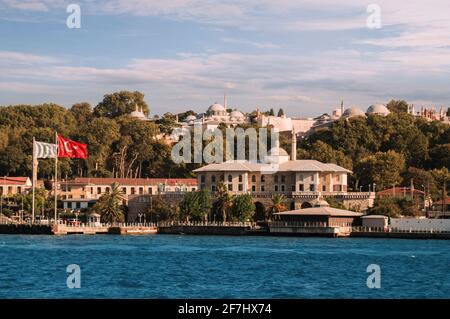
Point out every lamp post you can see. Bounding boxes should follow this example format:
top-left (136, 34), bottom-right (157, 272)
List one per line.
top-left (138, 212), bottom-right (143, 225)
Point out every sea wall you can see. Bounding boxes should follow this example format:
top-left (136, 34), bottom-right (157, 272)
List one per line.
top-left (0, 224), bottom-right (53, 235)
top-left (391, 218), bottom-right (450, 232)
top-left (158, 225), bottom-right (251, 236)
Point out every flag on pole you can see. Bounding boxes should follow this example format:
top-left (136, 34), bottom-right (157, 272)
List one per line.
top-left (34, 141), bottom-right (58, 159)
top-left (57, 135), bottom-right (88, 159)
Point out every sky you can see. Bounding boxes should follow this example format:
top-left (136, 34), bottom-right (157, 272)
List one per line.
top-left (0, 0), bottom-right (450, 117)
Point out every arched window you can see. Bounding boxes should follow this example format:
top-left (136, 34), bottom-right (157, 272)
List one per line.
top-left (228, 175), bottom-right (232, 182)
top-left (238, 175), bottom-right (243, 182)
top-left (251, 175), bottom-right (256, 182)
top-left (261, 175), bottom-right (265, 183)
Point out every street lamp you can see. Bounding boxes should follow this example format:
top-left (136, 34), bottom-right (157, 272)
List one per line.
top-left (138, 212), bottom-right (143, 224)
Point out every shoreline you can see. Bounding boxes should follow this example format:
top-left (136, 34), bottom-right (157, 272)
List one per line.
top-left (1, 224), bottom-right (450, 239)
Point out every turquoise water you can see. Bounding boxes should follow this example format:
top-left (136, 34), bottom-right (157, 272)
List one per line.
top-left (0, 234), bottom-right (449, 298)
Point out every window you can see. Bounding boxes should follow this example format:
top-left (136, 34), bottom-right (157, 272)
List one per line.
top-left (261, 185), bottom-right (265, 192)
top-left (261, 175), bottom-right (265, 183)
top-left (105, 187), bottom-right (110, 193)
top-left (291, 185), bottom-right (296, 191)
top-left (131, 187), bottom-right (135, 195)
top-left (122, 187), bottom-right (127, 194)
top-left (310, 184), bottom-right (315, 191)
top-left (251, 175), bottom-right (256, 182)
top-left (211, 185), bottom-right (216, 192)
top-left (0, 186), bottom-right (3, 194)
top-left (17, 187), bottom-right (21, 193)
top-left (97, 187), bottom-right (101, 194)
top-left (228, 184), bottom-right (233, 191)
top-left (322, 185), bottom-right (326, 191)
top-left (275, 185), bottom-right (279, 191)
top-left (211, 175), bottom-right (216, 183)
top-left (252, 185), bottom-right (256, 192)
top-left (275, 176), bottom-right (279, 183)
top-left (336, 175), bottom-right (340, 182)
top-left (228, 175), bottom-right (232, 182)
top-left (220, 174), bottom-right (224, 182)
top-left (200, 175), bottom-right (205, 183)
top-left (80, 195), bottom-right (85, 199)
top-left (238, 175), bottom-right (242, 182)
top-left (281, 185), bottom-right (285, 192)
top-left (238, 184), bottom-right (243, 191)
top-left (68, 195), bottom-right (73, 199)
top-left (90, 187), bottom-right (93, 193)
top-left (281, 175), bottom-right (285, 183)
top-left (76, 202), bottom-right (81, 209)
top-left (299, 184), bottom-right (304, 192)
top-left (139, 187), bottom-right (144, 195)
top-left (148, 187), bottom-right (153, 194)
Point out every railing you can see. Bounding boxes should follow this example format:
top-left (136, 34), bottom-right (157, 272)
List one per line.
top-left (58, 221), bottom-right (158, 228)
top-left (352, 226), bottom-right (450, 234)
top-left (158, 221), bottom-right (256, 228)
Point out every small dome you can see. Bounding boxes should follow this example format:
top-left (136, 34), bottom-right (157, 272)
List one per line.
top-left (366, 104), bottom-right (390, 116)
top-left (130, 110), bottom-right (146, 119)
top-left (185, 115), bottom-right (197, 122)
top-left (343, 107), bottom-right (366, 118)
top-left (208, 103), bottom-right (225, 113)
top-left (310, 198), bottom-right (330, 208)
top-left (230, 110), bottom-right (244, 118)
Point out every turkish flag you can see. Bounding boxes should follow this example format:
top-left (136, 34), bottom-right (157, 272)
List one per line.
top-left (57, 135), bottom-right (88, 159)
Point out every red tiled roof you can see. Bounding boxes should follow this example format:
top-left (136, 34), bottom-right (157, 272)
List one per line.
top-left (377, 187), bottom-right (424, 196)
top-left (0, 177), bottom-right (30, 185)
top-left (66, 177), bottom-right (197, 186)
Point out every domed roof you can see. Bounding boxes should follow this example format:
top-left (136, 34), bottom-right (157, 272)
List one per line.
top-left (366, 104), bottom-right (390, 116)
top-left (185, 115), bottom-right (197, 122)
top-left (208, 103), bottom-right (225, 112)
top-left (343, 107), bottom-right (366, 118)
top-left (230, 110), bottom-right (244, 118)
top-left (310, 198), bottom-right (330, 208)
top-left (130, 106), bottom-right (146, 119)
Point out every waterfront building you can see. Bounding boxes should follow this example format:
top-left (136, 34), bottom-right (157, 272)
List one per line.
top-left (269, 199), bottom-right (363, 237)
top-left (193, 135), bottom-right (375, 215)
top-left (59, 177), bottom-right (197, 211)
top-left (0, 177), bottom-right (32, 196)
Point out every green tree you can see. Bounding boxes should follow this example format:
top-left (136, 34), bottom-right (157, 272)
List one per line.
top-left (93, 91), bottom-right (149, 118)
top-left (214, 183), bottom-right (234, 222)
top-left (267, 194), bottom-right (287, 221)
top-left (93, 183), bottom-right (125, 223)
top-left (146, 196), bottom-right (177, 222)
top-left (179, 189), bottom-right (212, 222)
top-left (355, 150), bottom-right (405, 190)
top-left (386, 99), bottom-right (408, 113)
top-left (231, 194), bottom-right (255, 222)
top-left (277, 108), bottom-right (285, 117)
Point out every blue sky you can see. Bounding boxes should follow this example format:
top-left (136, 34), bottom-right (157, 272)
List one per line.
top-left (1, 0), bottom-right (450, 117)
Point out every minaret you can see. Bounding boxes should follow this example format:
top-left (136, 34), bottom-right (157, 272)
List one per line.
top-left (224, 93), bottom-right (228, 109)
top-left (291, 129), bottom-right (297, 161)
top-left (340, 100), bottom-right (344, 117)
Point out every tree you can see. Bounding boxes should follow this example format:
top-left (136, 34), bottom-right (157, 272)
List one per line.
top-left (179, 189), bottom-right (212, 222)
top-left (214, 183), bottom-right (234, 222)
top-left (70, 102), bottom-right (92, 123)
top-left (267, 194), bottom-right (287, 221)
top-left (277, 108), bottom-right (285, 117)
top-left (231, 194), bottom-right (255, 222)
top-left (146, 196), bottom-right (176, 222)
top-left (355, 150), bottom-right (405, 190)
top-left (93, 183), bottom-right (125, 223)
top-left (93, 91), bottom-right (149, 118)
top-left (368, 197), bottom-right (402, 218)
top-left (386, 100), bottom-right (408, 113)
top-left (269, 108), bottom-right (275, 116)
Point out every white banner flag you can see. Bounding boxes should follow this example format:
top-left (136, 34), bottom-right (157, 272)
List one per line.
top-left (34, 141), bottom-right (58, 159)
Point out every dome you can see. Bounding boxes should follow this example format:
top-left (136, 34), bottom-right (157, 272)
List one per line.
top-left (310, 198), bottom-right (330, 208)
top-left (343, 107), bottom-right (366, 118)
top-left (185, 115), bottom-right (197, 122)
top-left (130, 108), bottom-right (146, 120)
top-left (230, 110), bottom-right (244, 118)
top-left (208, 103), bottom-right (225, 113)
top-left (366, 104), bottom-right (390, 116)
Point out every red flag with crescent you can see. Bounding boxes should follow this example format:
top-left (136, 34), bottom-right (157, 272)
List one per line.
top-left (57, 135), bottom-right (88, 159)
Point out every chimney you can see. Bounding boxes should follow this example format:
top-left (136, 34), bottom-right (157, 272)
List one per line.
top-left (291, 129), bottom-right (297, 161)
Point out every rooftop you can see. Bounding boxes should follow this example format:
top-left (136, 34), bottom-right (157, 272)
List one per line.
top-left (63, 177), bottom-right (198, 186)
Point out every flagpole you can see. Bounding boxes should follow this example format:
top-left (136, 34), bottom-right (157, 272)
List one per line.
top-left (32, 137), bottom-right (36, 224)
top-left (54, 132), bottom-right (58, 225)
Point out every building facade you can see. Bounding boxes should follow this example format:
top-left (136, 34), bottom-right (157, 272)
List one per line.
top-left (0, 177), bottom-right (32, 196)
top-left (59, 177), bottom-right (197, 211)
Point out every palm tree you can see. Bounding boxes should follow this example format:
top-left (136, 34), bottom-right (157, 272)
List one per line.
top-left (215, 182), bottom-right (234, 222)
top-left (94, 182), bottom-right (125, 224)
top-left (267, 194), bottom-right (287, 221)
